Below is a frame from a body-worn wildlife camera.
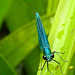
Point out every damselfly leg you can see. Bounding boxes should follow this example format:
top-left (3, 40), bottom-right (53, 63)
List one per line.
top-left (38, 61), bottom-right (46, 70)
top-left (53, 51), bottom-right (68, 62)
top-left (52, 59), bottom-right (64, 75)
top-left (47, 61), bottom-right (54, 75)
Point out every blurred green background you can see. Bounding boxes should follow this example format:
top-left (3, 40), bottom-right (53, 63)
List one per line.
top-left (0, 0), bottom-right (75, 75)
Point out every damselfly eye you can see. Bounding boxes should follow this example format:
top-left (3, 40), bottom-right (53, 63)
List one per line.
top-left (43, 56), bottom-right (47, 60)
top-left (51, 54), bottom-right (54, 59)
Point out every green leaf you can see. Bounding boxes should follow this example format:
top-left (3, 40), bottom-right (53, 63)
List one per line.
top-left (6, 0), bottom-right (48, 31)
top-left (37, 0), bottom-right (75, 75)
top-left (47, 0), bottom-right (60, 14)
top-left (67, 43), bottom-right (75, 75)
top-left (0, 0), bottom-right (12, 29)
top-left (23, 46), bottom-right (40, 75)
top-left (0, 55), bottom-right (16, 75)
top-left (0, 14), bottom-right (53, 69)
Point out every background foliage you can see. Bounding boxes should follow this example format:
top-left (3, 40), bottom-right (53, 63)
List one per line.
top-left (0, 0), bottom-right (75, 75)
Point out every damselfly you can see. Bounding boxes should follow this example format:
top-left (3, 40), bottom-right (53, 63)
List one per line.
top-left (35, 13), bottom-right (68, 75)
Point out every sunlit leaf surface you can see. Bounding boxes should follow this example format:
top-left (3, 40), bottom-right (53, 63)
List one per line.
top-left (37, 0), bottom-right (75, 75)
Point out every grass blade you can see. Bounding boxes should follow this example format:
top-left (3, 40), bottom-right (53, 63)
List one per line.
top-left (37, 0), bottom-right (75, 75)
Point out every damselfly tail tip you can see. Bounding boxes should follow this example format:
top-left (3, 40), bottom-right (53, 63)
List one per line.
top-left (35, 12), bottom-right (39, 16)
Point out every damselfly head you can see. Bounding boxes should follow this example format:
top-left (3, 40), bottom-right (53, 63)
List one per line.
top-left (43, 55), bottom-right (47, 60)
top-left (51, 54), bottom-right (54, 59)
